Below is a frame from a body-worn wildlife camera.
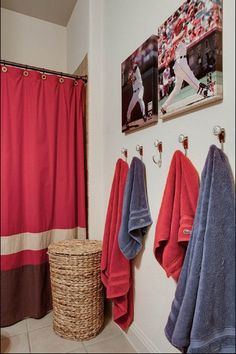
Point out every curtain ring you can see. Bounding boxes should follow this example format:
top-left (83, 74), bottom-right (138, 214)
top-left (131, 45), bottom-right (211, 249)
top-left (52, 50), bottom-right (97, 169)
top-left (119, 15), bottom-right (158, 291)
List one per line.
top-left (59, 73), bottom-right (64, 84)
top-left (1, 65), bottom-right (8, 72)
top-left (41, 69), bottom-right (47, 80)
top-left (74, 80), bottom-right (78, 86)
top-left (23, 65), bottom-right (29, 76)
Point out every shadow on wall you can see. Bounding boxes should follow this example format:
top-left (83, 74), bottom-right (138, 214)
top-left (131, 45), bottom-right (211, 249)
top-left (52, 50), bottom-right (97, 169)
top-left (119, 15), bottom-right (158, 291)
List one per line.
top-left (133, 232), bottom-right (149, 270)
top-left (73, 54), bottom-right (89, 239)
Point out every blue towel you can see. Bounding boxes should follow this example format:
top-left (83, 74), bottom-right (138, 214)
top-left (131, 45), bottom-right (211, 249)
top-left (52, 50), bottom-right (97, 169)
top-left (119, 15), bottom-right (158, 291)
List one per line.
top-left (165, 145), bottom-right (235, 353)
top-left (118, 157), bottom-right (152, 260)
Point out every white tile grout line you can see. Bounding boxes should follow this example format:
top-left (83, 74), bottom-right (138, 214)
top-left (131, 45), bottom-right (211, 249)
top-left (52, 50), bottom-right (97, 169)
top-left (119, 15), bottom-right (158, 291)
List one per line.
top-left (25, 318), bottom-right (123, 353)
top-left (26, 314), bottom-right (53, 333)
top-left (27, 323), bottom-right (53, 334)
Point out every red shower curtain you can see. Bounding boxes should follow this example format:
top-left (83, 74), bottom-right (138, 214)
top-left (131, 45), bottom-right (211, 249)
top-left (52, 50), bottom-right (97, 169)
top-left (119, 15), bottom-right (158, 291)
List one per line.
top-left (0, 65), bottom-right (87, 326)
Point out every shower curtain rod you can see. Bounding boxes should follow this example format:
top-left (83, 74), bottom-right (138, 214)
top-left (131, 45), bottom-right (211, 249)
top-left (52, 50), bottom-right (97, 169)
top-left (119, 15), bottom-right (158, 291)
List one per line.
top-left (0, 59), bottom-right (88, 83)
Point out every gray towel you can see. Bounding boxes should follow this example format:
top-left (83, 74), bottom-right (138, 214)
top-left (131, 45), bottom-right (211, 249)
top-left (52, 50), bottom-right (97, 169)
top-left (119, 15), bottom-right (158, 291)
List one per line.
top-left (165, 145), bottom-right (235, 353)
top-left (118, 157), bottom-right (152, 260)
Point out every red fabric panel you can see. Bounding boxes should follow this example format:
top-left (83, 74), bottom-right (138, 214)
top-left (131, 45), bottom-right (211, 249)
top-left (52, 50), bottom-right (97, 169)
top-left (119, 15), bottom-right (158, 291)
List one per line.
top-left (1, 65), bottom-right (86, 326)
top-left (101, 159), bottom-right (133, 330)
top-left (154, 151), bottom-right (199, 282)
top-left (1, 249), bottom-right (48, 271)
top-left (1, 65), bottom-right (86, 237)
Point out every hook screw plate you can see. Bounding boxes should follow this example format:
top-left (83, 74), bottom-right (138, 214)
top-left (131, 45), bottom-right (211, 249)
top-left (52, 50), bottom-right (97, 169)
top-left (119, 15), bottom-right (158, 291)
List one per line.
top-left (153, 140), bottom-right (162, 167)
top-left (213, 126), bottom-right (225, 151)
top-left (179, 134), bottom-right (188, 156)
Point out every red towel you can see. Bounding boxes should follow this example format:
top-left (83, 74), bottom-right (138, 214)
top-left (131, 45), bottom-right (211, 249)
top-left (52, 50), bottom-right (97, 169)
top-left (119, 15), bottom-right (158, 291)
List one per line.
top-left (101, 159), bottom-right (133, 330)
top-left (154, 151), bottom-right (199, 282)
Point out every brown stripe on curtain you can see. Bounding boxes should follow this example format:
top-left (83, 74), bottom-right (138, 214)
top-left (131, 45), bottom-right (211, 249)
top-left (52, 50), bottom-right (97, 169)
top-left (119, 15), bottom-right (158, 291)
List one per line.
top-left (1, 263), bottom-right (52, 327)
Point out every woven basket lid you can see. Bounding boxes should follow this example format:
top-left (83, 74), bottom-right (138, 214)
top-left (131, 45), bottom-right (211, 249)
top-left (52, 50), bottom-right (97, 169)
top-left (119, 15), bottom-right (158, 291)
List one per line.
top-left (48, 239), bottom-right (102, 256)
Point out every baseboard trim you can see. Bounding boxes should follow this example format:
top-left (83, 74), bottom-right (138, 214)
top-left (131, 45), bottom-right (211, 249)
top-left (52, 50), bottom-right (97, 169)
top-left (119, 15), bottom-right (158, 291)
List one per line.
top-left (118, 322), bottom-right (161, 353)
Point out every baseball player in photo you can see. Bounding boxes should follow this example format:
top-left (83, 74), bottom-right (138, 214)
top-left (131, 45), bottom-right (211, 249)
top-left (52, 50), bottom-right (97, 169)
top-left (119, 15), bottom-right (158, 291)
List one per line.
top-left (162, 66), bottom-right (171, 97)
top-left (125, 60), bottom-right (146, 129)
top-left (161, 33), bottom-right (211, 115)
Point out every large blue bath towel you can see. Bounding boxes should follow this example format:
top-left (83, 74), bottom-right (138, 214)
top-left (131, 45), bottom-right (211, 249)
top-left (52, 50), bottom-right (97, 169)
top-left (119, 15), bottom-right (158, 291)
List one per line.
top-left (118, 157), bottom-right (152, 260)
top-left (165, 145), bottom-right (235, 353)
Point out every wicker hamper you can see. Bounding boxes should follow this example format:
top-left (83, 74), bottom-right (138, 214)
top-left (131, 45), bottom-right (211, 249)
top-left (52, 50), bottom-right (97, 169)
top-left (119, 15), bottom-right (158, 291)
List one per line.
top-left (48, 239), bottom-right (104, 340)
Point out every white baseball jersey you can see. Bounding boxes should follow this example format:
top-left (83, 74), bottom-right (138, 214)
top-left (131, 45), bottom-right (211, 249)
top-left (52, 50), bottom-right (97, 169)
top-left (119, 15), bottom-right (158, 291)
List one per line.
top-left (163, 68), bottom-right (170, 85)
top-left (163, 40), bottom-right (201, 111)
top-left (205, 0), bottom-right (213, 12)
top-left (175, 42), bottom-right (187, 58)
top-left (132, 66), bottom-right (143, 91)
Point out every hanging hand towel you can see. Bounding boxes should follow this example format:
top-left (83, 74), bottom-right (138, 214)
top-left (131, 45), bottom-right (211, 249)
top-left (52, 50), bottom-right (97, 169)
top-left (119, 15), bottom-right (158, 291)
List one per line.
top-left (165, 145), bottom-right (235, 353)
top-left (154, 150), bottom-right (199, 281)
top-left (101, 159), bottom-right (133, 331)
top-left (118, 157), bottom-right (152, 260)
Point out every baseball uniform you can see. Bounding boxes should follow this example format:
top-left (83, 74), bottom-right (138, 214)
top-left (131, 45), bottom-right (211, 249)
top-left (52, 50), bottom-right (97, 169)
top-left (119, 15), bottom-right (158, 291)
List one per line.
top-left (162, 41), bottom-right (204, 111)
top-left (127, 65), bottom-right (146, 123)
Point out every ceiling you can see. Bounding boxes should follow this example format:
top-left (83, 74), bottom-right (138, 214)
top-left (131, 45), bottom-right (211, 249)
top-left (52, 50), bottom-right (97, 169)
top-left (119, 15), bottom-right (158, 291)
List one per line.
top-left (1, 0), bottom-right (77, 26)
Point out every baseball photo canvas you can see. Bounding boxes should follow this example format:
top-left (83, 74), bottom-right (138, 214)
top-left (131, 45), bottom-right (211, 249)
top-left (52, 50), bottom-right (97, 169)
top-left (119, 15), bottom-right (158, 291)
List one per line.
top-left (121, 35), bottom-right (158, 133)
top-left (158, 0), bottom-right (223, 120)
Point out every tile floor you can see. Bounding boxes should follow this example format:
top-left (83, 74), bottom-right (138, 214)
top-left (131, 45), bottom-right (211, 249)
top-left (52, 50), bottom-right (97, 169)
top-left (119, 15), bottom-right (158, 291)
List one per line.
top-left (0, 312), bottom-right (137, 353)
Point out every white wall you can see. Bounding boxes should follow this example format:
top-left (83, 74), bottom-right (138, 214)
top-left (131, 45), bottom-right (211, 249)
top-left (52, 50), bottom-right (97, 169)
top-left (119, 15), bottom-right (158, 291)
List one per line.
top-left (67, 0), bottom-right (89, 73)
top-left (1, 8), bottom-right (67, 71)
top-left (66, 0), bottom-right (106, 241)
top-left (101, 0), bottom-right (235, 353)
top-left (86, 0), bottom-right (105, 240)
top-left (66, 0), bottom-right (105, 240)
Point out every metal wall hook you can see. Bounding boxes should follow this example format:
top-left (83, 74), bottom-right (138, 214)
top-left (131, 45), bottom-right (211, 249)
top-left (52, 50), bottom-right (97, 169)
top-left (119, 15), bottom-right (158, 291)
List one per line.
top-left (178, 134), bottom-right (188, 156)
top-left (121, 148), bottom-right (128, 162)
top-left (136, 145), bottom-right (143, 160)
top-left (213, 125), bottom-right (225, 151)
top-left (152, 139), bottom-right (163, 167)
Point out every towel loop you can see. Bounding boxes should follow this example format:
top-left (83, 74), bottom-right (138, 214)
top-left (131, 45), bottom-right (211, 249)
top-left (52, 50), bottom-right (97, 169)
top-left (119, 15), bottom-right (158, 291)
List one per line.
top-left (178, 134), bottom-right (188, 156)
top-left (213, 126), bottom-right (225, 151)
top-left (121, 148), bottom-right (128, 162)
top-left (152, 140), bottom-right (163, 167)
top-left (136, 145), bottom-right (143, 160)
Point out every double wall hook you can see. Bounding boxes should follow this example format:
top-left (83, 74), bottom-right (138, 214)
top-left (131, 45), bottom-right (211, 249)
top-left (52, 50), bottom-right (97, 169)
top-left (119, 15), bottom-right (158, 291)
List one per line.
top-left (136, 145), bottom-right (143, 160)
top-left (179, 134), bottom-right (188, 156)
top-left (121, 148), bottom-right (128, 162)
top-left (153, 140), bottom-right (163, 167)
top-left (213, 125), bottom-right (225, 151)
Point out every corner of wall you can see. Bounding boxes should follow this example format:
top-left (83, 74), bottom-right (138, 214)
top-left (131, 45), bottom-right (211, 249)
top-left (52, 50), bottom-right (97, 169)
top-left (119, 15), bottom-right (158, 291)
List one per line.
top-left (87, 0), bottom-right (106, 240)
top-left (123, 323), bottom-right (161, 353)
